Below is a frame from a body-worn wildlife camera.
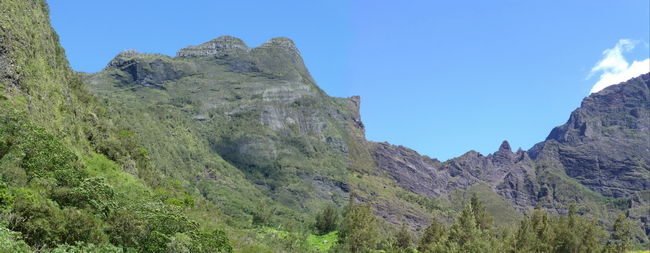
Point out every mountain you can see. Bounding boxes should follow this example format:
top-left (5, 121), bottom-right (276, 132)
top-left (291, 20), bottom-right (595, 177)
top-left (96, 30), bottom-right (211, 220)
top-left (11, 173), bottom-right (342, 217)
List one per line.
top-left (530, 73), bottom-right (650, 198)
top-left (86, 33), bottom-right (650, 238)
top-left (358, 73), bottom-right (650, 241)
top-left (85, 28), bottom-right (650, 243)
top-left (2, 0), bottom-right (649, 250)
top-left (85, 35), bottom-right (354, 223)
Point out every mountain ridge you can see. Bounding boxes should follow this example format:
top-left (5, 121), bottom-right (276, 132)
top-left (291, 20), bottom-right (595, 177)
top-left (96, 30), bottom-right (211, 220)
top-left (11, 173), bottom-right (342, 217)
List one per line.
top-left (89, 36), bottom-right (650, 233)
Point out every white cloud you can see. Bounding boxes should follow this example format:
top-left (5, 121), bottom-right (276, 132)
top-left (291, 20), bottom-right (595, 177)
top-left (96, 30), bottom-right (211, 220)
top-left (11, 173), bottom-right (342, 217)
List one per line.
top-left (588, 39), bottom-right (650, 94)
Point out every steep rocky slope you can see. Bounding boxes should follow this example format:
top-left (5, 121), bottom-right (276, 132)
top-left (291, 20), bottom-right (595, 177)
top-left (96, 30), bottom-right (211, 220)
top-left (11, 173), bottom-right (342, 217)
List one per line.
top-left (530, 73), bottom-right (650, 198)
top-left (530, 73), bottom-right (650, 240)
top-left (86, 36), bottom-right (353, 221)
top-left (372, 140), bottom-right (536, 209)
top-left (360, 73), bottom-right (649, 240)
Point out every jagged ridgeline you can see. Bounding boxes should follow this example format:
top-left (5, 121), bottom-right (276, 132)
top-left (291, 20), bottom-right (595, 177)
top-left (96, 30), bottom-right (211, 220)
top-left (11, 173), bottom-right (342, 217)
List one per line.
top-left (86, 36), bottom-right (353, 220)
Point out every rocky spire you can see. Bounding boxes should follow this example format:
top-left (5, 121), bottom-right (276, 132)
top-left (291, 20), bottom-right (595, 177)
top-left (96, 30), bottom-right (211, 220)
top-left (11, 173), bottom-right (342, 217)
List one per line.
top-left (498, 140), bottom-right (511, 152)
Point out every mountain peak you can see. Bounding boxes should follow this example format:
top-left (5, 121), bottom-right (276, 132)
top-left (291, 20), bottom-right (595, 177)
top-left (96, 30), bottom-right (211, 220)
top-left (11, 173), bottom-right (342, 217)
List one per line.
top-left (257, 37), bottom-right (301, 56)
top-left (261, 37), bottom-right (296, 47)
top-left (176, 35), bottom-right (250, 57)
top-left (498, 140), bottom-right (511, 152)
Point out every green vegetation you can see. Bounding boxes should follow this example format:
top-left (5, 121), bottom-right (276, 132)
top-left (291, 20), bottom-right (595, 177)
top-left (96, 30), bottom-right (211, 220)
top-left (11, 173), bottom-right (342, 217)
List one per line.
top-left (314, 204), bottom-right (340, 235)
top-left (328, 192), bottom-right (637, 253)
top-left (1, 0), bottom-right (232, 251)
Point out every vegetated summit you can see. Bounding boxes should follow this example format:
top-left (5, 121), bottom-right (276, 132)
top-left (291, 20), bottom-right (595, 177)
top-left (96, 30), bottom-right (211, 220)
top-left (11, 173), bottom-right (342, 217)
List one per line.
top-left (86, 33), bottom-right (650, 243)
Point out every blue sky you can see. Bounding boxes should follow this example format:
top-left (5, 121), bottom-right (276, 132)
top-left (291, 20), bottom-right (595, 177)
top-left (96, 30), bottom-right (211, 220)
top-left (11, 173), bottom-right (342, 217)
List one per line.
top-left (48, 0), bottom-right (649, 161)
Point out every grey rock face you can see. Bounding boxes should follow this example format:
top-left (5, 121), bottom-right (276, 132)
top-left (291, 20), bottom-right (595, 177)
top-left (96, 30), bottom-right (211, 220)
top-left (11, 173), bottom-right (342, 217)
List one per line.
top-left (105, 55), bottom-right (183, 90)
top-left (90, 36), bottom-right (352, 212)
top-left (176, 35), bottom-right (251, 57)
top-left (371, 140), bottom-right (537, 210)
top-left (531, 73), bottom-right (650, 198)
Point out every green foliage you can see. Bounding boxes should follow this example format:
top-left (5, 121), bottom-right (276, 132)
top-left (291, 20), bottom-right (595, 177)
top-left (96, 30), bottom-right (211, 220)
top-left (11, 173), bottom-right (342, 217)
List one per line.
top-left (106, 210), bottom-right (146, 249)
top-left (395, 223), bottom-right (412, 249)
top-left (19, 126), bottom-right (81, 186)
top-left (140, 203), bottom-right (199, 237)
top-left (553, 205), bottom-right (607, 253)
top-left (503, 204), bottom-right (610, 253)
top-left (607, 213), bottom-right (632, 253)
top-left (0, 112), bottom-right (83, 187)
top-left (470, 193), bottom-right (493, 231)
top-left (308, 231), bottom-right (338, 252)
top-left (9, 189), bottom-right (108, 248)
top-left (67, 177), bottom-right (116, 217)
top-left (338, 194), bottom-right (380, 253)
top-left (314, 204), bottom-right (340, 235)
top-left (252, 200), bottom-right (278, 227)
top-left (417, 216), bottom-right (446, 252)
top-left (189, 229), bottom-right (233, 253)
top-left (0, 222), bottom-right (31, 253)
top-left (48, 242), bottom-right (124, 253)
top-left (0, 180), bottom-right (14, 209)
top-left (140, 231), bottom-right (169, 253)
top-left (447, 202), bottom-right (498, 253)
top-left (525, 206), bottom-right (554, 252)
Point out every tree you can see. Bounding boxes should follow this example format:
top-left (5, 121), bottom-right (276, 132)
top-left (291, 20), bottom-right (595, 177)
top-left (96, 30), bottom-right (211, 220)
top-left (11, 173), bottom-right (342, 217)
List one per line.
top-left (448, 203), bottom-right (480, 248)
top-left (252, 200), bottom-right (277, 227)
top-left (511, 217), bottom-right (536, 253)
top-left (190, 229), bottom-right (233, 253)
top-left (106, 210), bottom-right (146, 249)
top-left (315, 204), bottom-right (339, 235)
top-left (470, 193), bottom-right (492, 231)
top-left (448, 198), bottom-right (498, 253)
top-left (417, 216), bottom-right (446, 252)
top-left (166, 233), bottom-right (192, 253)
top-left (554, 204), bottom-right (606, 253)
top-left (396, 222), bottom-right (412, 249)
top-left (0, 224), bottom-right (31, 253)
top-left (338, 193), bottom-right (380, 253)
top-left (608, 213), bottom-right (632, 253)
top-left (529, 206), bottom-right (554, 252)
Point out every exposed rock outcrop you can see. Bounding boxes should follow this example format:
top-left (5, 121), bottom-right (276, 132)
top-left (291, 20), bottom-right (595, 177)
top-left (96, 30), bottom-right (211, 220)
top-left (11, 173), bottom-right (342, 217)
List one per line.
top-left (530, 73), bottom-right (650, 198)
top-left (89, 36), bottom-right (352, 213)
top-left (371, 140), bottom-right (537, 210)
top-left (176, 35), bottom-right (251, 57)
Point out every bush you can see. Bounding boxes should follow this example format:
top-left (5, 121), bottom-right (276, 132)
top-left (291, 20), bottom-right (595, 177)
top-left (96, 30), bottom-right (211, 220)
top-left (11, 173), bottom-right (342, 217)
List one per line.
top-left (314, 204), bottom-right (339, 235)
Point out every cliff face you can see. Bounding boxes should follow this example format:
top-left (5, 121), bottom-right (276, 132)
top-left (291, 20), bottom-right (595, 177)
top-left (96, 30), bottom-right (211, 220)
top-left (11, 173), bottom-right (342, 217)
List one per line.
top-left (356, 73), bottom-right (649, 237)
top-left (370, 140), bottom-right (536, 212)
top-left (530, 73), bottom-right (650, 198)
top-left (370, 74), bottom-right (649, 205)
top-left (87, 36), bottom-right (352, 217)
